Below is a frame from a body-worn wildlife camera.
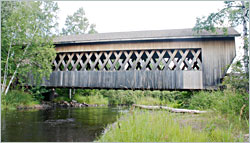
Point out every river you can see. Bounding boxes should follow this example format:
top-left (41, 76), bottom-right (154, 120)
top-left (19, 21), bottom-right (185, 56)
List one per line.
top-left (1, 107), bottom-right (125, 142)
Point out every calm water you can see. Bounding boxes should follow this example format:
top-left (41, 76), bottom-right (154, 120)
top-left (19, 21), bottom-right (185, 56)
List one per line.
top-left (1, 107), bottom-right (124, 142)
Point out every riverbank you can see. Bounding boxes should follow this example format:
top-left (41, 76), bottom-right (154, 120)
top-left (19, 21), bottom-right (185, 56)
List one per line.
top-left (1, 90), bottom-right (109, 110)
top-left (97, 109), bottom-right (249, 142)
top-left (5, 100), bottom-right (109, 110)
top-left (95, 88), bottom-right (249, 142)
top-left (2, 88), bottom-right (249, 142)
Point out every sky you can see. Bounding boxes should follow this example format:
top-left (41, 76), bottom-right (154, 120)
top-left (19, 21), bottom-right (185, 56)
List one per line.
top-left (57, 1), bottom-right (227, 32)
top-left (56, 1), bottom-right (244, 61)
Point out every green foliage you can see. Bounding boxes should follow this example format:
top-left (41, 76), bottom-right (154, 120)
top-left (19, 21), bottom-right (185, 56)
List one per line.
top-left (136, 96), bottom-right (167, 105)
top-left (73, 94), bottom-right (87, 103)
top-left (1, 90), bottom-right (39, 109)
top-left (189, 90), bottom-right (249, 120)
top-left (55, 88), bottom-right (70, 97)
top-left (53, 88), bottom-right (109, 105)
top-left (53, 88), bottom-right (71, 102)
top-left (73, 94), bottom-right (108, 105)
top-left (193, 1), bottom-right (249, 33)
top-left (105, 90), bottom-right (137, 105)
top-left (223, 61), bottom-right (249, 93)
top-left (53, 89), bottom-right (191, 107)
top-left (75, 89), bottom-right (97, 96)
top-left (88, 24), bottom-right (97, 34)
top-left (189, 91), bottom-right (221, 110)
top-left (215, 90), bottom-right (249, 120)
top-left (61, 7), bottom-right (97, 35)
top-left (1, 1), bottom-right (58, 94)
top-left (141, 90), bottom-right (191, 108)
top-left (28, 86), bottom-right (50, 101)
top-left (53, 96), bottom-right (71, 102)
top-left (98, 110), bottom-right (240, 142)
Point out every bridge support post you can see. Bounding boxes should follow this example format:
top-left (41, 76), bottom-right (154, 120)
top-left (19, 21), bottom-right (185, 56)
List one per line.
top-left (69, 88), bottom-right (72, 99)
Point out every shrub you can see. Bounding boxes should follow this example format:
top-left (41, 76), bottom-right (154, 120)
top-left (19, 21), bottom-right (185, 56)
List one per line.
top-left (29, 86), bottom-right (50, 101)
top-left (189, 91), bottom-right (222, 110)
top-left (73, 94), bottom-right (108, 105)
top-left (189, 90), bottom-right (249, 120)
top-left (214, 90), bottom-right (249, 120)
top-left (53, 96), bottom-right (71, 102)
top-left (73, 94), bottom-right (87, 103)
top-left (136, 96), bottom-right (167, 105)
top-left (137, 90), bottom-right (191, 108)
top-left (75, 89), bottom-right (98, 96)
top-left (55, 88), bottom-right (69, 97)
top-left (220, 61), bottom-right (249, 120)
top-left (223, 61), bottom-right (249, 93)
top-left (107, 90), bottom-right (137, 105)
top-left (2, 90), bottom-right (39, 109)
top-left (58, 89), bottom-right (193, 106)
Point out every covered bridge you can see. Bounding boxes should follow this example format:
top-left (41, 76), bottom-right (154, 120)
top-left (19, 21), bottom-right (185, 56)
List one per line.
top-left (43, 28), bottom-right (240, 90)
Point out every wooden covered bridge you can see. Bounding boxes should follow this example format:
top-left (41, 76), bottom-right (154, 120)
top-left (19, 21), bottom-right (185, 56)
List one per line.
top-left (41, 28), bottom-right (239, 90)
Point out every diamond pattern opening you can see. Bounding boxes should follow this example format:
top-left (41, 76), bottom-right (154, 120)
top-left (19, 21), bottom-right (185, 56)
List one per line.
top-left (52, 49), bottom-right (202, 71)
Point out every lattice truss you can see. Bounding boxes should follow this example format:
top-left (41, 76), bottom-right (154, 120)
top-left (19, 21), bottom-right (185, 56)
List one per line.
top-left (53, 49), bottom-right (202, 71)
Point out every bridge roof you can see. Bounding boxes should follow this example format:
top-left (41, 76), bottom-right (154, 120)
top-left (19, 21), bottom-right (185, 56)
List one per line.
top-left (54, 28), bottom-right (240, 44)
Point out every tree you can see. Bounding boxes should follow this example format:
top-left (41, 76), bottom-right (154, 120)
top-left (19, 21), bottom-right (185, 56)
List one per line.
top-left (1, 1), bottom-right (59, 95)
top-left (61, 7), bottom-right (97, 35)
top-left (193, 1), bottom-right (249, 74)
top-left (88, 24), bottom-right (98, 34)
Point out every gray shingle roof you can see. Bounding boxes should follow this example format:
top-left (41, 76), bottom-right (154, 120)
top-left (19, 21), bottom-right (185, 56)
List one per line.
top-left (54, 28), bottom-right (240, 44)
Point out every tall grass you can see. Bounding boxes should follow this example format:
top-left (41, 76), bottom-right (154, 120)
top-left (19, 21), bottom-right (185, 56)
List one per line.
top-left (136, 96), bottom-right (166, 105)
top-left (189, 90), bottom-right (249, 132)
top-left (54, 88), bottom-right (190, 106)
top-left (1, 90), bottom-right (40, 109)
top-left (97, 110), bottom-right (243, 142)
top-left (136, 96), bottom-right (182, 108)
top-left (73, 94), bottom-right (108, 105)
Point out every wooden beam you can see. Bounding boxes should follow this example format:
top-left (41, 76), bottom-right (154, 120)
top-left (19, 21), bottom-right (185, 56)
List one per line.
top-left (132, 104), bottom-right (207, 114)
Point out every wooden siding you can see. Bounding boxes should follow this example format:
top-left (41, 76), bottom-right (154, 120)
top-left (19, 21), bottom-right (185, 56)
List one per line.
top-left (202, 38), bottom-right (236, 88)
top-left (55, 40), bottom-right (203, 53)
top-left (39, 71), bottom-right (203, 89)
top-left (39, 37), bottom-right (236, 90)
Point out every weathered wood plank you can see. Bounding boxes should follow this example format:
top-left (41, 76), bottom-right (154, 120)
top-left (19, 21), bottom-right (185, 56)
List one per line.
top-left (73, 53), bottom-right (83, 71)
top-left (44, 70), bottom-right (203, 89)
top-left (100, 52), bottom-right (112, 70)
top-left (36, 36), bottom-right (238, 90)
top-left (55, 39), bottom-right (205, 53)
top-left (63, 53), bottom-right (74, 71)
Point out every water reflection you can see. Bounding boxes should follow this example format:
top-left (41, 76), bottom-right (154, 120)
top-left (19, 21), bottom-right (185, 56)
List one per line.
top-left (1, 107), bottom-right (122, 142)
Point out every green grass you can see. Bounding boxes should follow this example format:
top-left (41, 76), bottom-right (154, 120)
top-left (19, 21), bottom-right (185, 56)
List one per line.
top-left (136, 96), bottom-right (166, 105)
top-left (189, 90), bottom-right (249, 125)
top-left (1, 90), bottom-right (40, 110)
top-left (136, 96), bottom-right (182, 108)
top-left (97, 110), bottom-right (244, 142)
top-left (73, 94), bottom-right (108, 105)
top-left (52, 93), bottom-right (109, 105)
